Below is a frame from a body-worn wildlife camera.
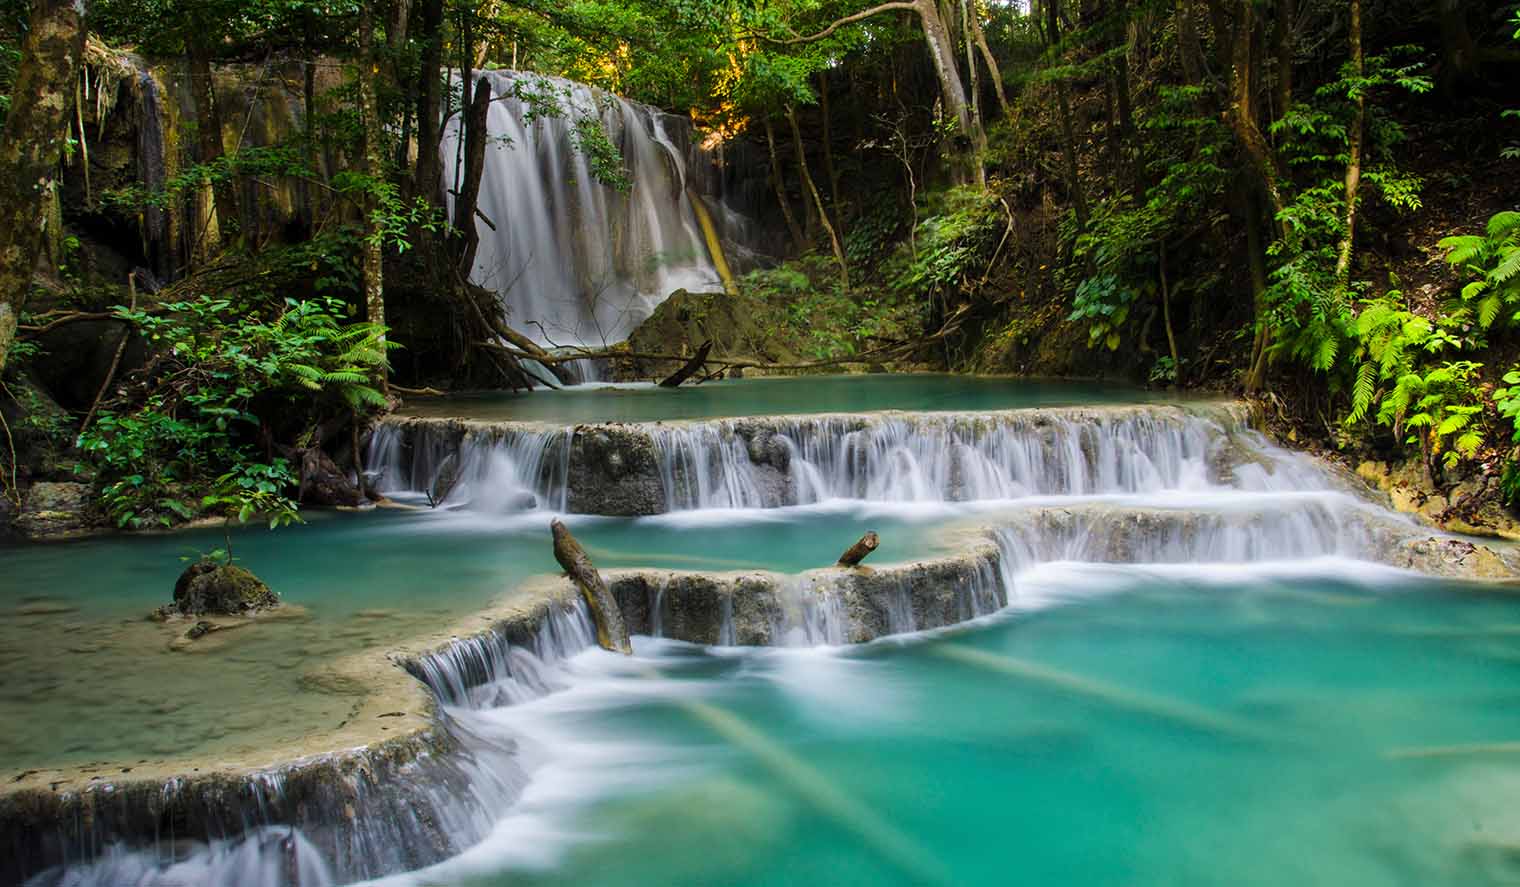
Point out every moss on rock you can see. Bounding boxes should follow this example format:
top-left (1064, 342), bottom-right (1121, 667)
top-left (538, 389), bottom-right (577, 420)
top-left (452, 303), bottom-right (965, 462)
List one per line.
top-left (167, 561), bottom-right (280, 616)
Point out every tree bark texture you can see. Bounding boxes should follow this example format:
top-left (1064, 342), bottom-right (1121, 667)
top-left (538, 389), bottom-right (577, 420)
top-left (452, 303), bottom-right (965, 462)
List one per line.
top-left (358, 1), bottom-right (389, 391)
top-left (658, 340), bottom-right (713, 388)
top-left (837, 531), bottom-right (880, 567)
top-left (763, 116), bottom-right (806, 251)
top-left (1334, 0), bottom-right (1363, 281)
top-left (550, 519), bottom-right (633, 655)
top-left (454, 75), bottom-right (492, 276)
top-left (0, 0), bottom-right (86, 374)
top-left (187, 37), bottom-right (237, 247)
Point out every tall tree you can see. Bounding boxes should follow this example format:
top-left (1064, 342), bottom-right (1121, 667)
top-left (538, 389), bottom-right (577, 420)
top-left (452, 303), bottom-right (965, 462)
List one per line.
top-left (0, 0), bottom-right (87, 373)
top-left (358, 0), bottom-right (388, 391)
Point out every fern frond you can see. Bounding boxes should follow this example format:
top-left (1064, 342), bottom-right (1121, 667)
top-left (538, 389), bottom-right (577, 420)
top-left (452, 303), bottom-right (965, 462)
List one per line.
top-left (1349, 362), bottom-right (1377, 423)
top-left (1486, 211), bottom-right (1520, 240)
top-left (1441, 235), bottom-right (1486, 266)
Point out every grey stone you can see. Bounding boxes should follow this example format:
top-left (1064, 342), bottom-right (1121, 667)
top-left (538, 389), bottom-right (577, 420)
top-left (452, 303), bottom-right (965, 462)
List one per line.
top-left (14, 482), bottom-right (97, 541)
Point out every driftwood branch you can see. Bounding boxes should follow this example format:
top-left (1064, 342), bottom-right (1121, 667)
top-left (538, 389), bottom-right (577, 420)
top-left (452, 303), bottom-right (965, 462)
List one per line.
top-left (658, 340), bottom-right (713, 388)
top-left (837, 531), bottom-right (879, 567)
top-left (550, 519), bottom-right (632, 655)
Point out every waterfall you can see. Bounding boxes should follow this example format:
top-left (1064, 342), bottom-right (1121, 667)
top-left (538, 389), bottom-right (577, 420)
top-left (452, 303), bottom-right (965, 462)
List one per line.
top-left (136, 72), bottom-right (169, 278)
top-left (442, 71), bottom-right (754, 349)
top-left (371, 405), bottom-right (1328, 515)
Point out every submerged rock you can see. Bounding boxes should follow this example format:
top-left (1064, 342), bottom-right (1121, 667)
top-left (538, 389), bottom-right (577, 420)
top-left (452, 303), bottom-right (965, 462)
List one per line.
top-left (165, 561), bottom-right (281, 617)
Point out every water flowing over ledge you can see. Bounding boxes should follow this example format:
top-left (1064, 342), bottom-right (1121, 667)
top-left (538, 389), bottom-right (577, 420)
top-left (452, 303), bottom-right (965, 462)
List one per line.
top-left (442, 70), bottom-right (767, 350)
top-left (9, 399), bottom-right (1519, 886)
top-left (368, 401), bottom-right (1289, 515)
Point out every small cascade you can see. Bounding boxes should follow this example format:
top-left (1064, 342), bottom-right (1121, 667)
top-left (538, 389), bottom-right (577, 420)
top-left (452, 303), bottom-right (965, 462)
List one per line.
top-left (405, 601), bottom-right (598, 709)
top-left (771, 577), bottom-right (850, 646)
top-left (990, 500), bottom-right (1390, 571)
top-left (442, 71), bottom-right (764, 350)
top-left (372, 404), bottom-right (1315, 516)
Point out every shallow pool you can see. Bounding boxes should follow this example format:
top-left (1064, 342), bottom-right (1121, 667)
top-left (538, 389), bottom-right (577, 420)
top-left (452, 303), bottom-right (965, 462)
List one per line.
top-left (0, 504), bottom-right (957, 771)
top-left (398, 373), bottom-right (1171, 424)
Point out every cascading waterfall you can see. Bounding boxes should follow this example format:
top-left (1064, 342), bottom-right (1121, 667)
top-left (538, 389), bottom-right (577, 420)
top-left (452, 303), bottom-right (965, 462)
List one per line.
top-left (442, 71), bottom-right (759, 350)
top-left (370, 405), bottom-right (1333, 513)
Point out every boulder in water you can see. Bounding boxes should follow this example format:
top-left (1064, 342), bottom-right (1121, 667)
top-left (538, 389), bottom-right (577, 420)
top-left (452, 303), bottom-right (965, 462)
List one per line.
top-left (166, 561), bottom-right (281, 616)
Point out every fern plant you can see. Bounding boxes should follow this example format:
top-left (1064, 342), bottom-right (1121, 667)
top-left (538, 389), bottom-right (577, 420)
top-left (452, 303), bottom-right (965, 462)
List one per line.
top-left (1376, 360), bottom-right (1486, 474)
top-left (1441, 211), bottom-right (1520, 330)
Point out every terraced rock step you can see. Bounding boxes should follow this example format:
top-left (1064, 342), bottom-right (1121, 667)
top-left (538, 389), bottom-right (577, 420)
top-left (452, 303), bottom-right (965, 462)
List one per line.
top-left (369, 402), bottom-right (1281, 515)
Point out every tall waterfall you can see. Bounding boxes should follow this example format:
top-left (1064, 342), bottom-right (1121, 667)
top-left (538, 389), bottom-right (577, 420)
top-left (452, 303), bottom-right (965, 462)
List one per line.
top-left (442, 72), bottom-right (751, 349)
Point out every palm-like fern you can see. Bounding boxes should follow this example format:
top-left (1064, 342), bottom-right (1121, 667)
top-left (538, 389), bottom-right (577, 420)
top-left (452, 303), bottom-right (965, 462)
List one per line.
top-left (1441, 210), bottom-right (1520, 330)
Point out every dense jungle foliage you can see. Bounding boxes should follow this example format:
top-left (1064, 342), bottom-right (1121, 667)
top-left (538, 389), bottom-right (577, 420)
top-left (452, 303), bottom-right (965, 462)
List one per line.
top-left (0, 0), bottom-right (1517, 532)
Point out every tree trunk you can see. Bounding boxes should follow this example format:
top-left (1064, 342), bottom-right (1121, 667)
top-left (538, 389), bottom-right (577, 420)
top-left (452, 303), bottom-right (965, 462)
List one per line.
top-left (961, 0), bottom-right (988, 188)
top-left (658, 340), bottom-right (713, 388)
top-left (969, 5), bottom-right (1011, 117)
top-left (454, 75), bottom-right (492, 276)
top-left (1436, 0), bottom-right (1475, 92)
top-left (837, 531), bottom-right (880, 567)
top-left (358, 1), bottom-right (389, 392)
top-left (763, 116), bottom-right (806, 252)
top-left (550, 519), bottom-right (632, 655)
top-left (1223, 0), bottom-right (1285, 230)
top-left (1274, 0), bottom-right (1294, 121)
top-left (388, 0), bottom-right (413, 49)
top-left (778, 0), bottom-right (978, 178)
top-left (1160, 246), bottom-right (1181, 385)
top-left (1046, 0), bottom-right (1088, 232)
top-left (1334, 0), bottom-right (1362, 281)
top-left (1244, 194), bottom-right (1271, 392)
top-left (412, 0), bottom-right (445, 204)
top-left (1055, 82), bottom-right (1088, 231)
top-left (0, 0), bottom-right (86, 374)
top-left (787, 106), bottom-right (850, 290)
top-left (1177, 0), bottom-right (1205, 87)
top-left (817, 71), bottom-right (844, 231)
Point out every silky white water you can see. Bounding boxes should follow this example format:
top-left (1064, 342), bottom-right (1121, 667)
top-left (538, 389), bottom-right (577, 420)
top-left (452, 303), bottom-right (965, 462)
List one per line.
top-left (19, 381), bottom-right (1520, 887)
top-left (439, 71), bottom-right (754, 349)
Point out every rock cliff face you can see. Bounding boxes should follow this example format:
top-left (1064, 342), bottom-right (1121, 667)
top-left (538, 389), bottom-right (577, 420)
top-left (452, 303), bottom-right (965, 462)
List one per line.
top-left (12, 481), bottom-right (97, 540)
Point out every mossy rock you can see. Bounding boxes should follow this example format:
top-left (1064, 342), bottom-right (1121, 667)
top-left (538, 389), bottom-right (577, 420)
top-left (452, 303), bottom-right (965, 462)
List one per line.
top-left (169, 561), bottom-right (280, 616)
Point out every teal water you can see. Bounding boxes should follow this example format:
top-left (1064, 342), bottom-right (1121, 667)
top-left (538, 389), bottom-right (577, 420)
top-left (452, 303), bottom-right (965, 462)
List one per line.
top-left (0, 504), bottom-right (954, 771)
top-left (396, 563), bottom-right (1520, 887)
top-left (399, 373), bottom-right (1170, 424)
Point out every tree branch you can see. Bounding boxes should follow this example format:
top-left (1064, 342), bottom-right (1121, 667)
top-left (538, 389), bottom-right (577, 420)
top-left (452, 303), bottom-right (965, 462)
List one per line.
top-left (767, 1), bottom-right (919, 44)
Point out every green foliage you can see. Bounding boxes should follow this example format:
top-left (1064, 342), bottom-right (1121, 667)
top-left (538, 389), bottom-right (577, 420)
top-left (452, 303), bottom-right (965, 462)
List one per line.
top-left (1261, 51), bottom-right (1429, 379)
top-left (890, 187), bottom-right (1002, 313)
top-left (1376, 360), bottom-right (1486, 469)
top-left (1068, 273), bottom-right (1136, 351)
top-left (1440, 211), bottom-right (1520, 330)
top-left (78, 295), bottom-right (390, 528)
top-left (741, 258), bottom-right (912, 360)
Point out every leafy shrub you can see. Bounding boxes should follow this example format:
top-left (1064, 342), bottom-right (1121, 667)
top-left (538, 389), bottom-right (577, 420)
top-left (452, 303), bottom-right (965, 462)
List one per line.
top-left (1441, 211), bottom-right (1520, 329)
top-left (78, 295), bottom-right (390, 528)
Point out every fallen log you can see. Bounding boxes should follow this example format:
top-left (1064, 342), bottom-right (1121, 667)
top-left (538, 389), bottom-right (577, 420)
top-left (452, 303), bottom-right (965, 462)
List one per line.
top-left (550, 519), bottom-right (632, 654)
top-left (837, 531), bottom-right (879, 567)
top-left (659, 340), bottom-right (714, 388)
top-left (427, 452), bottom-right (460, 508)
